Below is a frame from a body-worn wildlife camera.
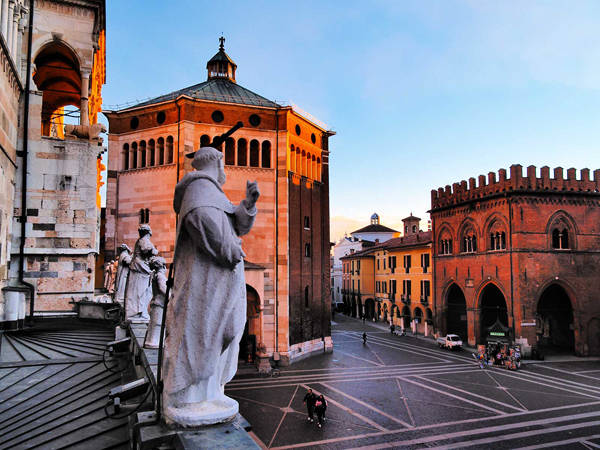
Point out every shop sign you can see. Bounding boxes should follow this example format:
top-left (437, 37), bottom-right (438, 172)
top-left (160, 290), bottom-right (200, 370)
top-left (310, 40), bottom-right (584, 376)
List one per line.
top-left (521, 321), bottom-right (536, 327)
top-left (490, 332), bottom-right (505, 337)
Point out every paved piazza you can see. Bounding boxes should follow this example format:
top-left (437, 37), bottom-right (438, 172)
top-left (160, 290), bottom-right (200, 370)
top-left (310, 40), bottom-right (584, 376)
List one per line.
top-left (228, 315), bottom-right (600, 449)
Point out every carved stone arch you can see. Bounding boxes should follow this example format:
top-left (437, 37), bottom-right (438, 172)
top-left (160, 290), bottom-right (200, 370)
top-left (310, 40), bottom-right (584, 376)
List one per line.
top-left (545, 210), bottom-right (578, 250)
top-left (457, 217), bottom-right (480, 253)
top-left (32, 36), bottom-right (86, 72)
top-left (437, 222), bottom-right (455, 255)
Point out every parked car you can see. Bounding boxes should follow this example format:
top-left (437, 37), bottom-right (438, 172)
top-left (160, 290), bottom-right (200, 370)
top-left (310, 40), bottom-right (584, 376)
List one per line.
top-left (437, 334), bottom-right (463, 350)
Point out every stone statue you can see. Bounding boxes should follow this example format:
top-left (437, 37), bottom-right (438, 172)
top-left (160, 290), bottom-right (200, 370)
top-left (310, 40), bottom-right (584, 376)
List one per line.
top-left (103, 261), bottom-right (113, 292)
top-left (144, 256), bottom-right (168, 349)
top-left (64, 123), bottom-right (107, 143)
top-left (543, 317), bottom-right (551, 338)
top-left (125, 225), bottom-right (158, 321)
top-left (162, 146), bottom-right (259, 427)
top-left (115, 244), bottom-right (132, 302)
top-left (111, 260), bottom-right (118, 293)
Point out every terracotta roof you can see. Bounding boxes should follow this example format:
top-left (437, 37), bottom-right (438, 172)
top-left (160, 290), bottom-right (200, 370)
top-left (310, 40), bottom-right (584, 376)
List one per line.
top-left (402, 214), bottom-right (421, 221)
top-left (351, 224), bottom-right (399, 234)
top-left (244, 261), bottom-right (265, 270)
top-left (340, 231), bottom-right (432, 259)
top-left (378, 231), bottom-right (432, 250)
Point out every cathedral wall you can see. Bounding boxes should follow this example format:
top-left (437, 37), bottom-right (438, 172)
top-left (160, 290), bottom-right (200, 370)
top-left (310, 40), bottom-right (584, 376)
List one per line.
top-left (10, 91), bottom-right (103, 312)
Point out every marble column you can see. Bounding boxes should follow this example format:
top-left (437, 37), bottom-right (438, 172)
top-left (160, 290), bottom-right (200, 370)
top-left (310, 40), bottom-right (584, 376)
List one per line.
top-left (6, 0), bottom-right (14, 52)
top-left (80, 70), bottom-right (90, 126)
top-left (1, 0), bottom-right (8, 39)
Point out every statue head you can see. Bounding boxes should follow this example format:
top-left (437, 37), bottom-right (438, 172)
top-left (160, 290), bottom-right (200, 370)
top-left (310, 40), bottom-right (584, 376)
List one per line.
top-left (192, 147), bottom-right (226, 185)
top-left (149, 256), bottom-right (167, 272)
top-left (138, 224), bottom-right (152, 237)
top-left (118, 243), bottom-right (132, 253)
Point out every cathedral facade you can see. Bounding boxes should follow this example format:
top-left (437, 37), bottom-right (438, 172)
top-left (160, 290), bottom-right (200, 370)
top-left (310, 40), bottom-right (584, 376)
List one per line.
top-left (104, 39), bottom-right (334, 364)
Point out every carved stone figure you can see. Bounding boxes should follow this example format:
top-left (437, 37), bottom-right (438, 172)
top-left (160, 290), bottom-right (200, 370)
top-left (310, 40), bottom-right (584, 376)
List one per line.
top-left (103, 261), bottom-right (113, 291)
top-left (163, 146), bottom-right (259, 427)
top-left (115, 244), bottom-right (132, 302)
top-left (64, 123), bottom-right (107, 143)
top-left (125, 225), bottom-right (158, 322)
top-left (144, 256), bottom-right (168, 349)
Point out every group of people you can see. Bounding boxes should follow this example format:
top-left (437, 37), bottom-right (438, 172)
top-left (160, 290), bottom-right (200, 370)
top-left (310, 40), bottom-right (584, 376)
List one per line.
top-left (303, 389), bottom-right (328, 427)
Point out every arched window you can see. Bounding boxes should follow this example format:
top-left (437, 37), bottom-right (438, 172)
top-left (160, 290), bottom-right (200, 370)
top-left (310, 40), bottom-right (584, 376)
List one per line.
top-left (301, 150), bottom-right (307, 176)
top-left (290, 145), bottom-right (296, 172)
top-left (139, 208), bottom-right (150, 224)
top-left (157, 137), bottom-right (165, 165)
top-left (122, 143), bottom-right (129, 170)
top-left (139, 141), bottom-right (147, 168)
top-left (305, 286), bottom-right (310, 308)
top-left (412, 225), bottom-right (417, 233)
top-left (148, 139), bottom-right (156, 166)
top-left (440, 238), bottom-right (453, 255)
top-left (250, 140), bottom-right (260, 167)
top-left (316, 157), bottom-right (321, 181)
top-left (305, 243), bottom-right (311, 257)
top-left (311, 155), bottom-right (316, 179)
top-left (296, 148), bottom-right (302, 175)
top-left (461, 228), bottom-right (477, 253)
top-left (200, 134), bottom-right (211, 149)
top-left (304, 216), bottom-right (310, 229)
top-left (166, 136), bottom-right (174, 164)
top-left (225, 137), bottom-right (235, 165)
top-left (237, 139), bottom-right (248, 166)
top-left (261, 141), bottom-right (271, 168)
top-left (553, 228), bottom-right (570, 250)
top-left (131, 142), bottom-right (138, 168)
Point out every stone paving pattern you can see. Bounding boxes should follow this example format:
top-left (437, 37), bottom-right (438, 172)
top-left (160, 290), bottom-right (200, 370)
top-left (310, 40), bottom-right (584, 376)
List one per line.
top-left (230, 315), bottom-right (600, 449)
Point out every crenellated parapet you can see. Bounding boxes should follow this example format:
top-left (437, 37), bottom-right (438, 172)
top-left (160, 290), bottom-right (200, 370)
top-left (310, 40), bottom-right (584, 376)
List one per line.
top-left (431, 164), bottom-right (600, 209)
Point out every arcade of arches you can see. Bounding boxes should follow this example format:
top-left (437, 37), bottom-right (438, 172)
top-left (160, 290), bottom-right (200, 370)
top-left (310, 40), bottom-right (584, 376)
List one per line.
top-left (441, 281), bottom-right (589, 356)
top-left (239, 284), bottom-right (262, 363)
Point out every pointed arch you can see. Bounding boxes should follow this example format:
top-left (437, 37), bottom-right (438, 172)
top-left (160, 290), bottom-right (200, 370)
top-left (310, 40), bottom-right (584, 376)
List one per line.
top-left (546, 210), bottom-right (578, 250)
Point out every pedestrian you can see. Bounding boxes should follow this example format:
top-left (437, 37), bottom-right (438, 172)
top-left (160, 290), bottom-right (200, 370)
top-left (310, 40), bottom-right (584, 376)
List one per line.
top-left (303, 388), bottom-right (317, 423)
top-left (362, 316), bottom-right (366, 323)
top-left (332, 309), bottom-right (335, 320)
top-left (390, 324), bottom-right (395, 334)
top-left (363, 332), bottom-right (367, 346)
top-left (315, 394), bottom-right (327, 427)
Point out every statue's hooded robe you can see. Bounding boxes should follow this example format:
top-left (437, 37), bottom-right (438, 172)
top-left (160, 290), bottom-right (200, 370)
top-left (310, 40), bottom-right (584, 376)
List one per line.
top-left (163, 171), bottom-right (256, 396)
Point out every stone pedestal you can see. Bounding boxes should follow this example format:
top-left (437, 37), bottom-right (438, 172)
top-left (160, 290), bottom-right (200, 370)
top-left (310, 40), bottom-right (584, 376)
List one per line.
top-left (324, 336), bottom-right (333, 353)
top-left (254, 353), bottom-right (272, 372)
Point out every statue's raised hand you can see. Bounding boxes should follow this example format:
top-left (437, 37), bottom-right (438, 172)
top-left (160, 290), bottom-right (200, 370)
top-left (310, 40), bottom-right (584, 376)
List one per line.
top-left (246, 180), bottom-right (260, 207)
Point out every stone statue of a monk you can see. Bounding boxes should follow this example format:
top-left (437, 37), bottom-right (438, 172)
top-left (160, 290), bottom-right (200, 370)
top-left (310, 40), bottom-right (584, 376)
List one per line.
top-left (163, 146), bottom-right (259, 427)
top-left (115, 244), bottom-right (132, 302)
top-left (144, 256), bottom-right (167, 349)
top-left (125, 225), bottom-right (158, 321)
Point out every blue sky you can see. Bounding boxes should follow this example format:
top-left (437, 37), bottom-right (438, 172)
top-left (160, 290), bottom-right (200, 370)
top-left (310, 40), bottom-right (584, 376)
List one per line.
top-left (101, 1), bottom-right (600, 240)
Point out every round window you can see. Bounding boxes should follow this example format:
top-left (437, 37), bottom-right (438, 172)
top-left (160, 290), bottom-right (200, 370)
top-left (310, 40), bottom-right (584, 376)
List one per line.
top-left (130, 117), bottom-right (139, 130)
top-left (311, 133), bottom-right (316, 144)
top-left (295, 124), bottom-right (301, 136)
top-left (156, 111), bottom-right (166, 124)
top-left (211, 110), bottom-right (224, 123)
top-left (249, 114), bottom-right (261, 127)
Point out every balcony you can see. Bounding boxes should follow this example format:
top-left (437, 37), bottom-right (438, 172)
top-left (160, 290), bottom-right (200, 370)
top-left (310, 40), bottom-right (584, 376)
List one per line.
top-left (401, 294), bottom-right (411, 304)
top-left (420, 295), bottom-right (429, 306)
